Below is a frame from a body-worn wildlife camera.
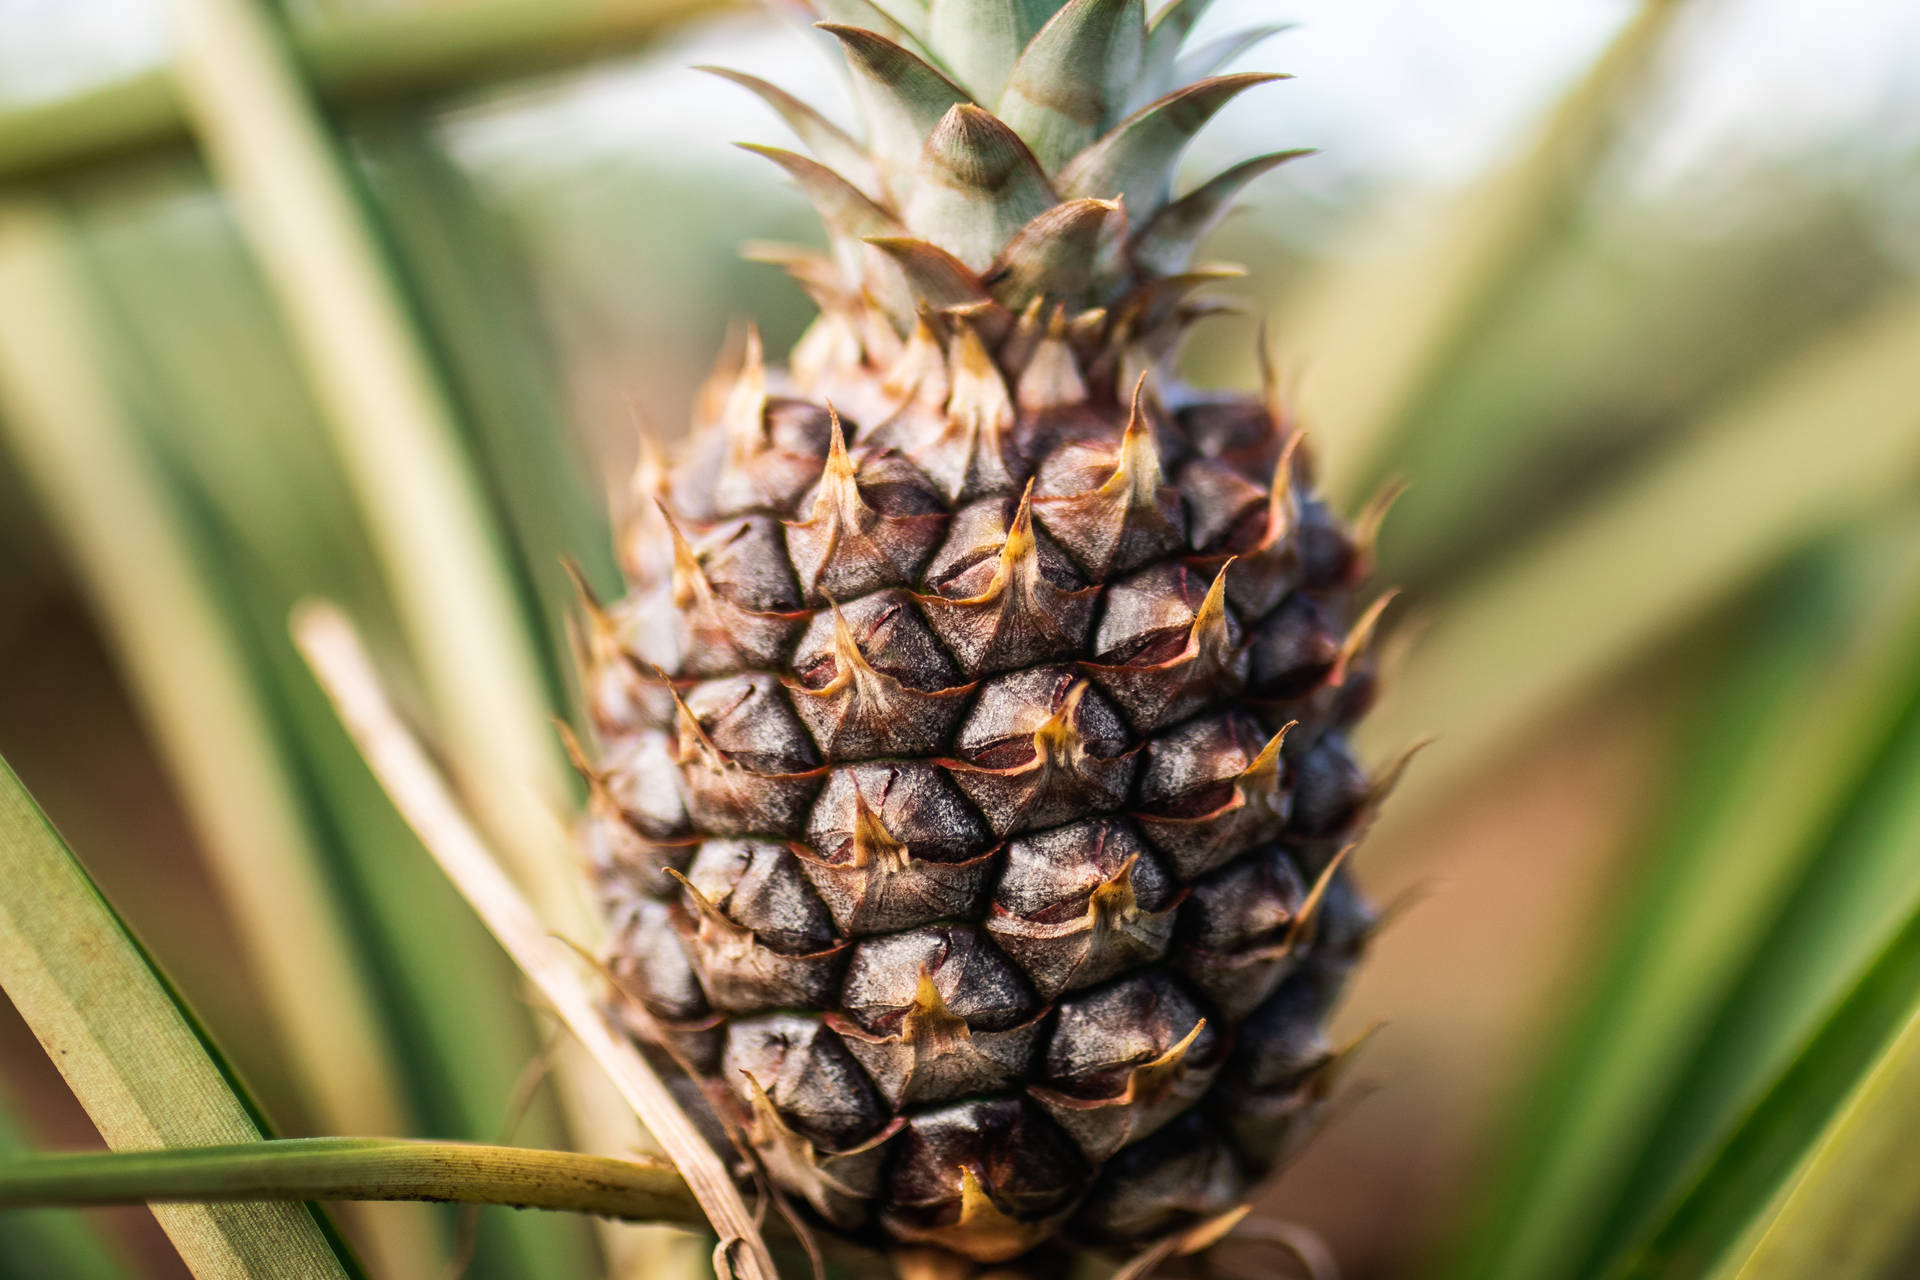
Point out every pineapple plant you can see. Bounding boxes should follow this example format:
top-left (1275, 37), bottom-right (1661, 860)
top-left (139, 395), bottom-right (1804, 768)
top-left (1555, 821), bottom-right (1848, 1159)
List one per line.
top-left (10, 2), bottom-right (1920, 1279)
top-left (575, 0), bottom-right (1398, 1265)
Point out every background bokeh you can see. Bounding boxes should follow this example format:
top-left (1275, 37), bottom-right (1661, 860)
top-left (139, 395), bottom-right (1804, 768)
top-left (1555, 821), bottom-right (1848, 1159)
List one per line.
top-left (3, 1), bottom-right (1919, 1277)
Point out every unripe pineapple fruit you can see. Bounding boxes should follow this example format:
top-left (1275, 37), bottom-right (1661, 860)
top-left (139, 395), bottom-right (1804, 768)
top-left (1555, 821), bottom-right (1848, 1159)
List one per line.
top-left (577, 0), bottom-right (1397, 1266)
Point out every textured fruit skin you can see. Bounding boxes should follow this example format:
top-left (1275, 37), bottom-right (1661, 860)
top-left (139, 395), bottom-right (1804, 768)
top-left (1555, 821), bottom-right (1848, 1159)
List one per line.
top-left (575, 0), bottom-right (1394, 1266)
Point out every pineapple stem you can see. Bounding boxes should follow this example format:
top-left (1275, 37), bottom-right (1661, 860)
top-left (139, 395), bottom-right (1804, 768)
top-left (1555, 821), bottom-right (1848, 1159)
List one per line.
top-left (0, 1138), bottom-right (701, 1224)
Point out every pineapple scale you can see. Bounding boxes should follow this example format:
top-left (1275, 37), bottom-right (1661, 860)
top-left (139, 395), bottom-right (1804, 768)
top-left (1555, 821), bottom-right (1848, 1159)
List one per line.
top-left (576, 0), bottom-right (1393, 1267)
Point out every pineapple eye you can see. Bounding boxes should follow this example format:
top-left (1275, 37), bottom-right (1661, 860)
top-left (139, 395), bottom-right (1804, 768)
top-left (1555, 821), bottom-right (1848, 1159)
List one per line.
top-left (929, 547), bottom-right (1000, 593)
top-left (795, 653), bottom-right (839, 688)
top-left (969, 737), bottom-right (1039, 770)
top-left (1098, 624), bottom-right (1188, 666)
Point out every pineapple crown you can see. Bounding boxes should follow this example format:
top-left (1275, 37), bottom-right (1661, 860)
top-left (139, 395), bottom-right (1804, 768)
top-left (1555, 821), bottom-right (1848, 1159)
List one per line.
top-left (711, 0), bottom-right (1306, 391)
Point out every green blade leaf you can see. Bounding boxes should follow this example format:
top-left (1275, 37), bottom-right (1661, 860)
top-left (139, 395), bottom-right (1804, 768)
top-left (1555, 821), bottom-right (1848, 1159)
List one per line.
top-left (1055, 72), bottom-right (1283, 216)
top-left (1723, 1007), bottom-right (1920, 1279)
top-left (997, 0), bottom-right (1146, 170)
top-left (170, 0), bottom-right (581, 920)
top-left (1129, 148), bottom-right (1312, 275)
top-left (1581, 549), bottom-right (1920, 1276)
top-left (905, 103), bottom-right (1057, 270)
top-left (812, 0), bottom-right (936, 55)
top-left (1619, 874), bottom-right (1920, 1279)
top-left (0, 192), bottom-right (594, 1279)
top-left (924, 0), bottom-right (1056, 105)
top-left (865, 235), bottom-right (992, 307)
top-left (1444, 525), bottom-right (1920, 1280)
top-left (737, 143), bottom-right (902, 245)
top-left (0, 757), bottom-right (354, 1279)
top-left (1140, 0), bottom-right (1217, 91)
top-left (0, 197), bottom-right (440, 1276)
top-left (697, 66), bottom-right (877, 193)
top-left (357, 125), bottom-right (621, 685)
top-left (0, 1139), bottom-right (699, 1227)
top-left (878, 0), bottom-right (935, 39)
top-left (1368, 295), bottom-right (1920, 838)
top-left (156, 39), bottom-right (678, 1256)
top-left (984, 195), bottom-right (1119, 308)
top-left (0, 0), bottom-right (725, 187)
top-left (1279, 0), bottom-right (1691, 501)
top-left (819, 23), bottom-right (973, 189)
top-left (1172, 24), bottom-right (1291, 83)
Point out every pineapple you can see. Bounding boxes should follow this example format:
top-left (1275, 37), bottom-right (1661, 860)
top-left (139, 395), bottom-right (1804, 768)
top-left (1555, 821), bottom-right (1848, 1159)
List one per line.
top-left (577, 0), bottom-right (1395, 1266)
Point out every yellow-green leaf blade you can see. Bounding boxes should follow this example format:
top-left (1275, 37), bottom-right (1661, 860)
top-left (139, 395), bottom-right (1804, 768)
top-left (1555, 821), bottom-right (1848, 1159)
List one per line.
top-left (1442, 525), bottom-right (1920, 1280)
top-left (0, 0), bottom-right (725, 187)
top-left (1369, 295), bottom-right (1920, 832)
top-left (169, 0), bottom-right (584, 926)
top-left (1616, 871), bottom-right (1920, 1279)
top-left (1726, 1005), bottom-right (1920, 1280)
top-left (0, 194), bottom-right (450, 1278)
top-left (1282, 0), bottom-right (1690, 501)
top-left (0, 757), bottom-right (352, 1280)
top-left (0, 1138), bottom-right (699, 1227)
top-left (1587, 575), bottom-right (1920, 1276)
